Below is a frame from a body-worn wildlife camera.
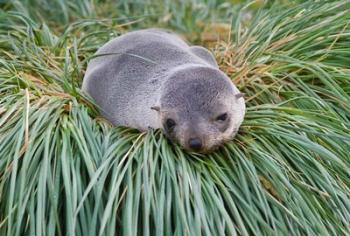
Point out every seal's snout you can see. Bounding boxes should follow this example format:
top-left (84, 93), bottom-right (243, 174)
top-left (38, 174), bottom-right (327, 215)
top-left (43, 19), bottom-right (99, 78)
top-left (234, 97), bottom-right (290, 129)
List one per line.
top-left (188, 138), bottom-right (203, 151)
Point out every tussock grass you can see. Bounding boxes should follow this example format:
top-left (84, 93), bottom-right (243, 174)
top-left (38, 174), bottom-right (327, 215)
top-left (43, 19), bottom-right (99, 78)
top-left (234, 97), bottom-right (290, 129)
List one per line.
top-left (0, 0), bottom-right (350, 235)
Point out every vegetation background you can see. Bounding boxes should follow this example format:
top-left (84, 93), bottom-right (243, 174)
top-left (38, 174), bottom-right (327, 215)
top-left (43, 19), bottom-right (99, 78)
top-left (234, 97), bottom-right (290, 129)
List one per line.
top-left (0, 0), bottom-right (349, 235)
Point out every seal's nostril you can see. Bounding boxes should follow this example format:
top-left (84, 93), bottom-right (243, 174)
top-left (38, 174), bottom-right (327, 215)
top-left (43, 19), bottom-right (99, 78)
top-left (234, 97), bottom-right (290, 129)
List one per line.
top-left (188, 138), bottom-right (202, 150)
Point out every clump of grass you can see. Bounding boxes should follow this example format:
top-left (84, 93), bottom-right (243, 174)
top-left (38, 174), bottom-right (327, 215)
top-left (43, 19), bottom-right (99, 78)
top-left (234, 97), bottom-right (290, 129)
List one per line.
top-left (1, 0), bottom-right (350, 235)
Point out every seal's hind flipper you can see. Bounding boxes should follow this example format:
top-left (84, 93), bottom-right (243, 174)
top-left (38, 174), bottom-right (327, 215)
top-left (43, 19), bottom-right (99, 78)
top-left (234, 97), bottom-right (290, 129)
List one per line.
top-left (189, 46), bottom-right (218, 68)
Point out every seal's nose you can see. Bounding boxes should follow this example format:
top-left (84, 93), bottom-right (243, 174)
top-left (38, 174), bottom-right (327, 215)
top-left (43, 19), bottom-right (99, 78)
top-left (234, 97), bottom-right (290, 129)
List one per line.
top-left (188, 138), bottom-right (202, 151)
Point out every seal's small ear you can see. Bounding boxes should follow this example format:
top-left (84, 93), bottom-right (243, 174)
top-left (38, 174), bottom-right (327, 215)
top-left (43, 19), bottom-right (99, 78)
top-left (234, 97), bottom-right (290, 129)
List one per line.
top-left (235, 93), bottom-right (245, 99)
top-left (151, 106), bottom-right (160, 112)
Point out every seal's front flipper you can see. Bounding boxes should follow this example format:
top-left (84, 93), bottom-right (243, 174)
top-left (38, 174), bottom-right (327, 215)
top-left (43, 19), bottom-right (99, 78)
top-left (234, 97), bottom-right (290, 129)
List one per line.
top-left (151, 106), bottom-right (160, 112)
top-left (189, 46), bottom-right (218, 68)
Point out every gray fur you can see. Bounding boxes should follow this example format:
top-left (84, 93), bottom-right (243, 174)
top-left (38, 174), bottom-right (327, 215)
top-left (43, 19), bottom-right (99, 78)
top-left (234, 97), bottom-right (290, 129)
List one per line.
top-left (82, 28), bottom-right (245, 152)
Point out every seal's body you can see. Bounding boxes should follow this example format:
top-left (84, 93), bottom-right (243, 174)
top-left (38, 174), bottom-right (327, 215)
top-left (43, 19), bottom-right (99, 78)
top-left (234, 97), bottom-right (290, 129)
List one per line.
top-left (82, 29), bottom-right (245, 152)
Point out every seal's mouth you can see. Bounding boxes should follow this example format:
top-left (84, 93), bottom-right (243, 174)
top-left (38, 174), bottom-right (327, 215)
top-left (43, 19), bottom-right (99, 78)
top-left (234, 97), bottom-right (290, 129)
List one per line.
top-left (172, 138), bottom-right (224, 154)
top-left (184, 143), bottom-right (223, 154)
top-left (162, 128), bottom-right (234, 154)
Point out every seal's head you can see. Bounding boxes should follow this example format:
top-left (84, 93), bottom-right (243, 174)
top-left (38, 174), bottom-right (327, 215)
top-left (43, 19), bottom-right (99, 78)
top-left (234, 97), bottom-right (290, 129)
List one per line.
top-left (152, 66), bottom-right (245, 153)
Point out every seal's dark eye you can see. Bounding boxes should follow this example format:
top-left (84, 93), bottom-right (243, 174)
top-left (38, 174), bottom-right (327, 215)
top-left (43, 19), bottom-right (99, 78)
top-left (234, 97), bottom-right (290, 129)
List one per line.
top-left (216, 113), bottom-right (228, 121)
top-left (165, 119), bottom-right (176, 130)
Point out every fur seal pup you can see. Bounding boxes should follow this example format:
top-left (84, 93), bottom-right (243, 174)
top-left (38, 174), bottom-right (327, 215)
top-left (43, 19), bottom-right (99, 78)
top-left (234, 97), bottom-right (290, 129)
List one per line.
top-left (82, 28), bottom-right (245, 153)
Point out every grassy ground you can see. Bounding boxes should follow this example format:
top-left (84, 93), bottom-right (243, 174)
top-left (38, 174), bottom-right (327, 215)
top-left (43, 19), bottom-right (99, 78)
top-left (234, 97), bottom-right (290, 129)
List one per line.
top-left (0, 0), bottom-right (350, 235)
